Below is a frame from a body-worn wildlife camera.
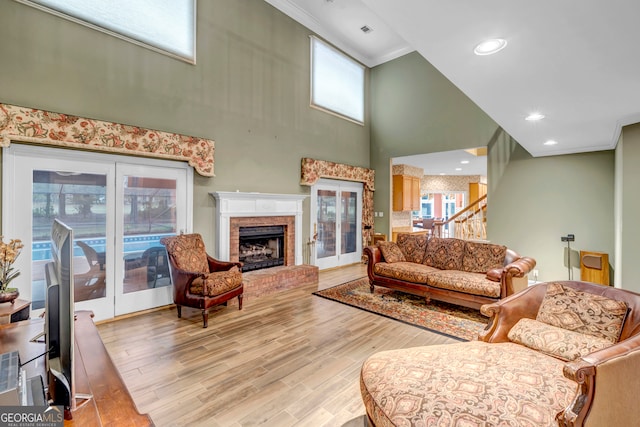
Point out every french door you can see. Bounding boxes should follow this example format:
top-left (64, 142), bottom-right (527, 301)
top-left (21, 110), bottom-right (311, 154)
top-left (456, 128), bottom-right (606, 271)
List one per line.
top-left (310, 179), bottom-right (362, 269)
top-left (3, 144), bottom-right (192, 320)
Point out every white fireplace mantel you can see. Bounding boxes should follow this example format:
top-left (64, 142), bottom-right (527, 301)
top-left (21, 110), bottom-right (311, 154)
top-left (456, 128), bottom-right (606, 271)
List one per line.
top-left (210, 191), bottom-right (307, 264)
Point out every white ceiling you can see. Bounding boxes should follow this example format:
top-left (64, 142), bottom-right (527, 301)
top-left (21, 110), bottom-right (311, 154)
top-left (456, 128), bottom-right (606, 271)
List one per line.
top-left (394, 149), bottom-right (487, 177)
top-left (265, 0), bottom-right (640, 162)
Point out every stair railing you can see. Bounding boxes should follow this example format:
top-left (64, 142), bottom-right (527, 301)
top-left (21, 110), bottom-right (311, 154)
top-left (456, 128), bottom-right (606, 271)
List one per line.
top-left (434, 195), bottom-right (487, 240)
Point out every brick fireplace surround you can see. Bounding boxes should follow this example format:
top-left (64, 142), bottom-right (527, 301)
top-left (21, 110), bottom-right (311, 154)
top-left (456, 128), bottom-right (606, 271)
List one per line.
top-left (229, 216), bottom-right (295, 266)
top-left (211, 192), bottom-right (318, 303)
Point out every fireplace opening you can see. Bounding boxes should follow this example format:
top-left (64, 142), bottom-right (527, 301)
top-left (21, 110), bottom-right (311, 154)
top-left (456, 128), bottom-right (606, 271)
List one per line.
top-left (239, 225), bottom-right (285, 272)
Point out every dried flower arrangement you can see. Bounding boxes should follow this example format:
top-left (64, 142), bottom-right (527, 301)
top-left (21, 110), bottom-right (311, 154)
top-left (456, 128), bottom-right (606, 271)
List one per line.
top-left (0, 236), bottom-right (24, 294)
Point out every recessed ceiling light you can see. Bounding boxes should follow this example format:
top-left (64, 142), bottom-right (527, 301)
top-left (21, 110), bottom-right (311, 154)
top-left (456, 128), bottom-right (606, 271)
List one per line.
top-left (544, 140), bottom-right (558, 146)
top-left (439, 173), bottom-right (446, 176)
top-left (473, 38), bottom-right (507, 56)
top-left (525, 112), bottom-right (545, 121)
top-left (460, 160), bottom-right (470, 164)
top-left (455, 168), bottom-right (462, 171)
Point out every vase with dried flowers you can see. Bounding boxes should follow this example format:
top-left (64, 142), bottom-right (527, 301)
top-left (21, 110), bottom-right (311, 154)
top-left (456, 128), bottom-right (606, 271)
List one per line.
top-left (0, 236), bottom-right (24, 304)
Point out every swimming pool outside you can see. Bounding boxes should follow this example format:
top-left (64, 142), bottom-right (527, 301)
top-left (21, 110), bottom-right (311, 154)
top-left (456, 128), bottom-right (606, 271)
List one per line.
top-left (32, 233), bottom-right (175, 261)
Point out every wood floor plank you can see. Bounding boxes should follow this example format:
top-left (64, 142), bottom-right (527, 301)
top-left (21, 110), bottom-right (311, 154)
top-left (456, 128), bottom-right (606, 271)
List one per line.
top-left (99, 263), bottom-right (458, 426)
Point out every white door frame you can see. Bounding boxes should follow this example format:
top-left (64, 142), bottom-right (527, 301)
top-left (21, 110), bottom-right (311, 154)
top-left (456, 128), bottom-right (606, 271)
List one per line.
top-left (4, 144), bottom-right (116, 320)
top-left (3, 144), bottom-right (192, 321)
top-left (310, 178), bottom-right (363, 269)
top-left (114, 162), bottom-right (192, 316)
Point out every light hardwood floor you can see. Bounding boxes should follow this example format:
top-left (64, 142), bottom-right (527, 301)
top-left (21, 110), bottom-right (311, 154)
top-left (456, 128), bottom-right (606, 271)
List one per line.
top-left (98, 264), bottom-right (458, 426)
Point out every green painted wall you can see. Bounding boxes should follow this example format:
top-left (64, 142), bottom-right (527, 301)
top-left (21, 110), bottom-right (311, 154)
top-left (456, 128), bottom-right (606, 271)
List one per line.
top-left (370, 52), bottom-right (616, 284)
top-left (619, 123), bottom-right (640, 292)
top-left (488, 131), bottom-right (615, 283)
top-left (369, 52), bottom-right (501, 234)
top-left (0, 0), bottom-right (370, 250)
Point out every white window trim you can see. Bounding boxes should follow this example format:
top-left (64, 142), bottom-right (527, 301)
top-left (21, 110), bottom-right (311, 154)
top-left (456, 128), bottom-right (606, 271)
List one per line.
top-left (310, 36), bottom-right (365, 125)
top-left (13, 0), bottom-right (197, 64)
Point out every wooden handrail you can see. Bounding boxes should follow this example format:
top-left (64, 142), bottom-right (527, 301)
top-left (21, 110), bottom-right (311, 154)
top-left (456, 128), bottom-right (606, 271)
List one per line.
top-left (431, 195), bottom-right (487, 240)
top-left (443, 194), bottom-right (487, 226)
top-left (454, 204), bottom-right (487, 224)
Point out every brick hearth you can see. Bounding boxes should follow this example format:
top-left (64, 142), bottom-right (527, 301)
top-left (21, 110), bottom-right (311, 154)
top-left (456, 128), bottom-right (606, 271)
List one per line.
top-left (228, 264), bottom-right (319, 305)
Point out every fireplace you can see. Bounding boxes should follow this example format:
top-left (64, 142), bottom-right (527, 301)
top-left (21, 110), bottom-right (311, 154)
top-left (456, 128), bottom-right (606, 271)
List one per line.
top-left (239, 225), bottom-right (285, 271)
top-left (211, 191), bottom-right (307, 266)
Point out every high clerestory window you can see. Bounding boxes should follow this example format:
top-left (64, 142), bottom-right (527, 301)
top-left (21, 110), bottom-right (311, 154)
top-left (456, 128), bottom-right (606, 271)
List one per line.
top-left (15, 0), bottom-right (196, 63)
top-left (310, 36), bottom-right (365, 125)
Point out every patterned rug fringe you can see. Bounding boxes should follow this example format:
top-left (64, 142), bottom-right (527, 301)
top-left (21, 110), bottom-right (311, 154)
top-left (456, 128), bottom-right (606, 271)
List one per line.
top-left (313, 277), bottom-right (488, 341)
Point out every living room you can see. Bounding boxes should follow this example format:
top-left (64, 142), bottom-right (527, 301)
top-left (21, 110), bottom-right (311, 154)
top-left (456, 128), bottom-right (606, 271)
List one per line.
top-left (1, 0), bottom-right (640, 425)
top-left (2, 0), bottom-right (638, 290)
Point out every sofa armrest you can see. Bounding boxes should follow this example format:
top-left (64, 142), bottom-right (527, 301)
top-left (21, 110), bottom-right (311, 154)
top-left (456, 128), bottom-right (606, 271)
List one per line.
top-left (479, 285), bottom-right (545, 342)
top-left (364, 245), bottom-right (381, 264)
top-left (486, 267), bottom-right (503, 282)
top-left (504, 256), bottom-right (536, 278)
top-left (364, 246), bottom-right (382, 284)
top-left (557, 333), bottom-right (640, 426)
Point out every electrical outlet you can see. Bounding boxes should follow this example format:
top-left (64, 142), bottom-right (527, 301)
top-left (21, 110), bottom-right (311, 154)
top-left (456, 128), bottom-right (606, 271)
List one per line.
top-left (378, 211), bottom-right (384, 217)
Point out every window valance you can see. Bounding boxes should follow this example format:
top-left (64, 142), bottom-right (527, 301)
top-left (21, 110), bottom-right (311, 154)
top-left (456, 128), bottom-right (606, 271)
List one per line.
top-left (0, 103), bottom-right (214, 176)
top-left (300, 157), bottom-right (375, 249)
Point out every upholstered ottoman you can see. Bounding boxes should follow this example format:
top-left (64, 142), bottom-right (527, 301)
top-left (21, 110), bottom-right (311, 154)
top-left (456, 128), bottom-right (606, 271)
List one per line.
top-left (360, 341), bottom-right (577, 427)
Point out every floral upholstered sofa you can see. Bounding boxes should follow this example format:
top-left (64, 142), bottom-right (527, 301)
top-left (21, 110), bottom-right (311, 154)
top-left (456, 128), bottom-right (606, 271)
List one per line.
top-left (364, 234), bottom-right (536, 310)
top-left (360, 281), bottom-right (640, 426)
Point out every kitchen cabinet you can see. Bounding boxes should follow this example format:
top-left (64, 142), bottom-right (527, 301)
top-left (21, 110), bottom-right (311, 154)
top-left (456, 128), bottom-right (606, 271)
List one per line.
top-left (393, 175), bottom-right (421, 211)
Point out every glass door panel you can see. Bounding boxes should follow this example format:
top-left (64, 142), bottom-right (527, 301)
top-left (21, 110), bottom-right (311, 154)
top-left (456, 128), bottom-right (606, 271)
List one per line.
top-left (32, 171), bottom-right (108, 306)
top-left (340, 191), bottom-right (357, 255)
top-left (316, 189), bottom-right (337, 260)
top-left (114, 164), bottom-right (191, 316)
top-left (121, 176), bottom-right (176, 294)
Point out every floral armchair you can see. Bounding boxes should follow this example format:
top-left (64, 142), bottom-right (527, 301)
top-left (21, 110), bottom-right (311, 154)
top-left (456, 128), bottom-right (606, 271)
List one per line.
top-left (161, 233), bottom-right (243, 328)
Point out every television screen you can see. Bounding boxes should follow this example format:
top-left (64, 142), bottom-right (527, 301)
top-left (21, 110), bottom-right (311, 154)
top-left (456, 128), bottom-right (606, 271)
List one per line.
top-left (45, 219), bottom-right (75, 414)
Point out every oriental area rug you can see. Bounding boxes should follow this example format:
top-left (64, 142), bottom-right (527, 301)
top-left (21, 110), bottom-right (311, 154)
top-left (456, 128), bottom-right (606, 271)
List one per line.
top-left (313, 277), bottom-right (489, 341)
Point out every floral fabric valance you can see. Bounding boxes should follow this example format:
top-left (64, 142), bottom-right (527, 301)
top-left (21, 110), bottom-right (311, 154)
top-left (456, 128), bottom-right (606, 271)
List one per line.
top-left (300, 157), bottom-right (376, 250)
top-left (0, 104), bottom-right (215, 176)
top-left (300, 158), bottom-right (375, 191)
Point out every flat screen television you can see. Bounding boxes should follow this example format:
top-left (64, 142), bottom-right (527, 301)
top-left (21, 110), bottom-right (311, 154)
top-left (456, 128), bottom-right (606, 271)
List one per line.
top-left (44, 219), bottom-right (75, 416)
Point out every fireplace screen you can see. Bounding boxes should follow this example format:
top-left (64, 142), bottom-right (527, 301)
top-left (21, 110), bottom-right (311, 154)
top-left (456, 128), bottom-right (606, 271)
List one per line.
top-left (238, 225), bottom-right (285, 271)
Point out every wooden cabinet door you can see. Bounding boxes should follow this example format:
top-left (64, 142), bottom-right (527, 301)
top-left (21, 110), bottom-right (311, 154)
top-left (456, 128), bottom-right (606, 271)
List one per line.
top-left (392, 175), bottom-right (404, 211)
top-left (393, 175), bottom-right (421, 211)
top-left (411, 177), bottom-right (421, 210)
top-left (469, 182), bottom-right (487, 203)
top-left (403, 176), bottom-right (413, 210)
